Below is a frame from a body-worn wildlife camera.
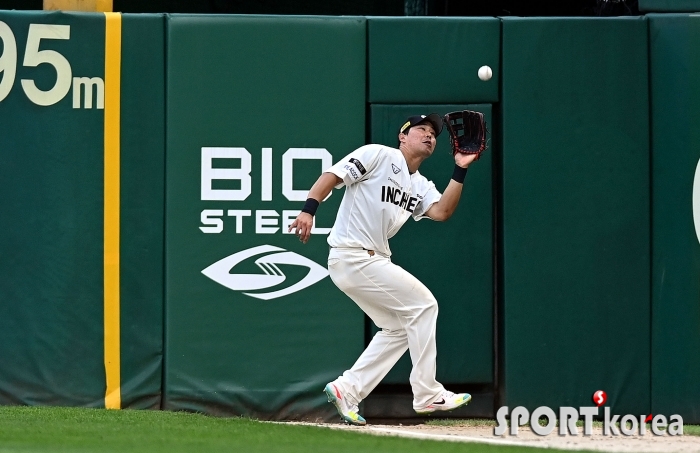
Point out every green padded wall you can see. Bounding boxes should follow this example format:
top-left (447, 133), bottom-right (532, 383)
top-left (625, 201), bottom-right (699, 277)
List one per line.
top-left (119, 13), bottom-right (165, 410)
top-left (501, 17), bottom-right (650, 415)
top-left (640, 0), bottom-right (700, 12)
top-left (648, 14), bottom-right (700, 424)
top-left (368, 17), bottom-right (499, 103)
top-left (369, 104), bottom-right (493, 387)
top-left (0, 11), bottom-right (165, 409)
top-left (164, 15), bottom-right (367, 419)
top-left (0, 11), bottom-right (106, 406)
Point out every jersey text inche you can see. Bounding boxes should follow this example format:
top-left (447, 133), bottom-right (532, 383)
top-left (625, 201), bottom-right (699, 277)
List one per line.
top-left (381, 186), bottom-right (418, 213)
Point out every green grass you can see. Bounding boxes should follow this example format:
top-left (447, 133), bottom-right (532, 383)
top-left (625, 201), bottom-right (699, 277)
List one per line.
top-left (687, 425), bottom-right (700, 436)
top-left (427, 418), bottom-right (497, 427)
top-left (0, 406), bottom-right (589, 453)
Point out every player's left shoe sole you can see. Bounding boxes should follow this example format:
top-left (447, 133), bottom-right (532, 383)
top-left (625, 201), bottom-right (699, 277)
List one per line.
top-left (324, 384), bottom-right (366, 426)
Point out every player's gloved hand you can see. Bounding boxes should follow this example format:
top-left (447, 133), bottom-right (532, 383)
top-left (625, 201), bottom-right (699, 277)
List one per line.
top-left (289, 212), bottom-right (314, 244)
top-left (454, 152), bottom-right (479, 168)
top-left (444, 110), bottom-right (488, 160)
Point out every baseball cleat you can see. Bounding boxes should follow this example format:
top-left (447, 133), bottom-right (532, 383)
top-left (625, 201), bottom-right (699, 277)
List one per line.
top-left (415, 391), bottom-right (472, 415)
top-left (324, 383), bottom-right (366, 426)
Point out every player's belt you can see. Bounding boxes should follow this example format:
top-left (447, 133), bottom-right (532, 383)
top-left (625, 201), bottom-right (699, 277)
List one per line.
top-left (330, 246), bottom-right (377, 257)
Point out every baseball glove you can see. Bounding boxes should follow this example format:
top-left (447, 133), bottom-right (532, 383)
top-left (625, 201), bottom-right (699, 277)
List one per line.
top-left (443, 110), bottom-right (487, 159)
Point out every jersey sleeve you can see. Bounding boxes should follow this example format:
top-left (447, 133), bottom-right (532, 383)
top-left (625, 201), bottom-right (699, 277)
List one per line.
top-left (325, 144), bottom-right (382, 188)
top-left (412, 178), bottom-right (442, 221)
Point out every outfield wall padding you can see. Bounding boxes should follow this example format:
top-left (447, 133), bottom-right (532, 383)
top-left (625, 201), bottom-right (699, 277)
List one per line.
top-left (119, 13), bottom-right (165, 410)
top-left (500, 17), bottom-right (651, 415)
top-left (5, 10), bottom-right (700, 423)
top-left (648, 13), bottom-right (700, 424)
top-left (0, 11), bottom-right (165, 409)
top-left (163, 15), bottom-right (367, 419)
top-left (367, 17), bottom-right (500, 104)
top-left (0, 11), bottom-right (107, 407)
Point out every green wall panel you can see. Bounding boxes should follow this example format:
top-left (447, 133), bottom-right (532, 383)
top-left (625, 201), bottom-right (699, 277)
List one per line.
top-left (0, 11), bottom-right (106, 406)
top-left (369, 104), bottom-right (493, 385)
top-left (648, 14), bottom-right (700, 424)
top-left (119, 13), bottom-right (165, 410)
top-left (640, 0), bottom-right (700, 12)
top-left (164, 15), bottom-right (367, 419)
top-left (368, 17), bottom-right (499, 104)
top-left (501, 17), bottom-right (650, 415)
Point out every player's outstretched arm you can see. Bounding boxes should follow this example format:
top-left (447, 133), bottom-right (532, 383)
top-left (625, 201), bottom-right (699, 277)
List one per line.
top-left (289, 172), bottom-right (342, 244)
top-left (426, 153), bottom-right (478, 221)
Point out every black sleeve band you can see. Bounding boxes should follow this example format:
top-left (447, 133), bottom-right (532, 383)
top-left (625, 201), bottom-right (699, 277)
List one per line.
top-left (301, 198), bottom-right (320, 216)
top-left (451, 165), bottom-right (468, 184)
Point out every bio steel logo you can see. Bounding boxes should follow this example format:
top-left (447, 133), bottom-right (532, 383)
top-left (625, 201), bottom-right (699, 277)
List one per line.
top-left (494, 391), bottom-right (683, 437)
top-left (198, 147), bottom-right (333, 297)
top-left (202, 245), bottom-right (328, 300)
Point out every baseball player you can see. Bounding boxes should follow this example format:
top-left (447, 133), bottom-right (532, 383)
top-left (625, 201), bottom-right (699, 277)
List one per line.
top-left (289, 114), bottom-right (478, 425)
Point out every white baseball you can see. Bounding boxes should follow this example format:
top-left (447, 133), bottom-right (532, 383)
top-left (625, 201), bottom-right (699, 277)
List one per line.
top-left (478, 65), bottom-right (492, 81)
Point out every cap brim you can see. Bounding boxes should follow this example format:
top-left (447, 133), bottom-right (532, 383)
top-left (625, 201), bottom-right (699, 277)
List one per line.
top-left (420, 113), bottom-right (444, 137)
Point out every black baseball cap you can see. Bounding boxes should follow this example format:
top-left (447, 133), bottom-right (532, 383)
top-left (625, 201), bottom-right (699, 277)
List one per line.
top-left (398, 113), bottom-right (444, 137)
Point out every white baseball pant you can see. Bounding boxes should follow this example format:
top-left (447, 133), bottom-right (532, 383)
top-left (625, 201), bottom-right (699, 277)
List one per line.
top-left (327, 246), bottom-right (445, 410)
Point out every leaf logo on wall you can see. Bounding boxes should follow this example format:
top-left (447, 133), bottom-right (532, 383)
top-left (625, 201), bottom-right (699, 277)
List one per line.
top-left (201, 245), bottom-right (329, 300)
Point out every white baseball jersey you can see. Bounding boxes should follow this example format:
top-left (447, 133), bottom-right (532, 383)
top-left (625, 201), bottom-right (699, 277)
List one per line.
top-left (326, 144), bottom-right (442, 256)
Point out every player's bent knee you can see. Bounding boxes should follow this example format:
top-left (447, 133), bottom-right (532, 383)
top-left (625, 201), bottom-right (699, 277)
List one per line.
top-left (413, 299), bottom-right (438, 321)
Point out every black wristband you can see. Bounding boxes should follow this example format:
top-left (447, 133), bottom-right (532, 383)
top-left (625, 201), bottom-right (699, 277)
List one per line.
top-left (451, 165), bottom-right (468, 184)
top-left (301, 198), bottom-right (320, 216)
